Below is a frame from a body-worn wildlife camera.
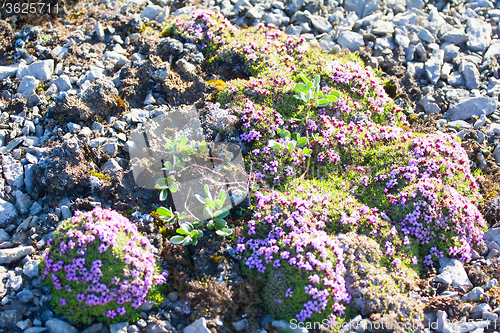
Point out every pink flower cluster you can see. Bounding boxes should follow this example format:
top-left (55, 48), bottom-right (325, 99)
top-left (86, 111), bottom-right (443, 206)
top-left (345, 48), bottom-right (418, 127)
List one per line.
top-left (40, 207), bottom-right (168, 324)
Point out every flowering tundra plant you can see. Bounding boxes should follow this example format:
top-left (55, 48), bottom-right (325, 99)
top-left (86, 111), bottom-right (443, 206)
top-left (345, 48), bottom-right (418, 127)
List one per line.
top-left (39, 208), bottom-right (167, 324)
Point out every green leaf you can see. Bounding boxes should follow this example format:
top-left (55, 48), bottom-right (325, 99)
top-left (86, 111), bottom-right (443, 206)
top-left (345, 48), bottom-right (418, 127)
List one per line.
top-left (176, 228), bottom-right (190, 235)
top-left (314, 75), bottom-right (320, 89)
top-left (198, 140), bottom-right (207, 153)
top-left (294, 83), bottom-right (308, 94)
top-left (317, 98), bottom-right (330, 107)
top-left (216, 228), bottom-right (233, 236)
top-left (178, 212), bottom-right (186, 220)
top-left (302, 148), bottom-right (312, 157)
top-left (214, 219), bottom-right (226, 230)
top-left (251, 184), bottom-right (260, 191)
top-left (326, 94), bottom-right (339, 102)
top-left (159, 189), bottom-right (168, 201)
top-left (183, 145), bottom-right (192, 154)
top-left (205, 198), bottom-right (215, 210)
top-left (218, 190), bottom-right (226, 205)
top-left (204, 184), bottom-right (212, 201)
top-left (179, 136), bottom-right (187, 148)
top-left (170, 236), bottom-right (185, 245)
top-left (214, 207), bottom-right (230, 219)
top-left (298, 73), bottom-right (309, 84)
top-left (190, 237), bottom-right (198, 246)
top-left (268, 140), bottom-right (283, 150)
top-left (195, 194), bottom-right (206, 204)
top-left (155, 178), bottom-right (168, 189)
top-left (182, 235), bottom-right (192, 246)
top-left (297, 137), bottom-right (308, 147)
top-left (169, 181), bottom-right (179, 193)
top-left (157, 207), bottom-right (172, 218)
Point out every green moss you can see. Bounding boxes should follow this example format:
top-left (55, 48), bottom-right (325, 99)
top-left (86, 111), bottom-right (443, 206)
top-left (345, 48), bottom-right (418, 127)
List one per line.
top-left (89, 170), bottom-right (110, 182)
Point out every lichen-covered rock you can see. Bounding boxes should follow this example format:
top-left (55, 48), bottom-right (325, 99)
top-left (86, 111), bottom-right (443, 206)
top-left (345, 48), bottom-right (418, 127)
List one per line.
top-left (32, 140), bottom-right (90, 195)
top-left (53, 79), bottom-right (126, 121)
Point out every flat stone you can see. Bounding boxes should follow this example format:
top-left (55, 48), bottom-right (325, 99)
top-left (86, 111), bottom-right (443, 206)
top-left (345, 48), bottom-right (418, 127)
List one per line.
top-left (272, 320), bottom-right (308, 333)
top-left (372, 20), bottom-right (395, 35)
top-left (484, 42), bottom-right (500, 59)
top-left (0, 64), bottom-right (18, 80)
top-left (435, 257), bottom-right (472, 288)
top-left (419, 96), bottom-right (440, 114)
top-left (24, 328), bottom-right (48, 333)
top-left (17, 60), bottom-right (54, 80)
top-left (463, 63), bottom-right (480, 90)
top-left (51, 75), bottom-right (72, 91)
top-left (3, 155), bottom-right (24, 188)
top-left (440, 28), bottom-right (468, 44)
top-left (425, 50), bottom-right (444, 85)
top-left (0, 198), bottom-right (18, 227)
top-left (110, 322), bottom-right (129, 333)
top-left (45, 318), bottom-right (79, 333)
top-left (445, 97), bottom-right (497, 121)
top-left (467, 18), bottom-right (492, 52)
top-left (310, 15), bottom-right (333, 33)
top-left (17, 289), bottom-right (34, 302)
top-left (23, 259), bottom-right (39, 278)
top-left (17, 76), bottom-right (39, 99)
top-left (81, 323), bottom-right (103, 333)
top-left (0, 246), bottom-right (34, 264)
top-left (141, 4), bottom-right (163, 20)
top-left (94, 22), bottom-right (105, 42)
top-left (183, 318), bottom-right (210, 333)
top-left (462, 287), bottom-right (485, 302)
top-left (102, 159), bottom-right (123, 174)
top-left (337, 31), bottom-right (364, 51)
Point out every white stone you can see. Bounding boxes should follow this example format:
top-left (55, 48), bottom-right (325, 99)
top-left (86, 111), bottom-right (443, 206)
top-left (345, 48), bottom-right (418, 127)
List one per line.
top-left (17, 76), bottom-right (39, 99)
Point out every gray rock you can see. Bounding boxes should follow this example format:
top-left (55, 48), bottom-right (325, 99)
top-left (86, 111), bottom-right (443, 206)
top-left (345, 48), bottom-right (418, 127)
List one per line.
top-left (0, 198), bottom-right (18, 227)
top-left (102, 142), bottom-right (118, 157)
top-left (418, 27), bottom-right (435, 43)
top-left (447, 120), bottom-right (472, 130)
top-left (172, 5), bottom-right (195, 16)
top-left (123, 109), bottom-right (150, 123)
top-left (467, 18), bottom-right (491, 52)
top-left (0, 64), bottom-right (18, 80)
top-left (24, 328), bottom-right (48, 333)
top-left (483, 311), bottom-right (498, 322)
top-left (440, 28), bottom-right (468, 44)
top-left (167, 291), bottom-right (179, 302)
top-left (103, 51), bottom-right (130, 67)
top-left (232, 319), bottom-right (249, 331)
top-left (445, 97), bottom-right (497, 121)
top-left (51, 46), bottom-right (68, 59)
top-left (0, 246), bottom-right (34, 264)
top-left (17, 60), bottom-right (54, 80)
top-left (484, 42), bottom-right (500, 59)
top-left (435, 257), bottom-right (472, 288)
top-left (51, 75), bottom-right (71, 91)
top-left (128, 326), bottom-right (139, 333)
top-left (487, 77), bottom-right (500, 97)
top-left (419, 96), bottom-right (440, 114)
top-left (6, 273), bottom-right (23, 290)
top-left (24, 164), bottom-right (36, 195)
top-left (141, 5), bottom-right (163, 20)
top-left (17, 289), bottom-right (34, 302)
top-left (448, 71), bottom-right (465, 87)
top-left (407, 0), bottom-right (424, 9)
top-left (110, 322), bottom-right (129, 333)
top-left (310, 15), bottom-right (333, 33)
top-left (17, 76), bottom-right (39, 99)
top-left (0, 309), bottom-right (20, 328)
top-left (463, 63), bottom-right (480, 90)
top-left (425, 50), bottom-right (444, 85)
top-left (285, 25), bottom-right (302, 35)
top-left (372, 20), bottom-right (394, 35)
top-left (139, 300), bottom-right (155, 311)
top-left (13, 190), bottom-right (31, 215)
top-left (337, 31), bottom-right (364, 51)
top-left (94, 22), bottom-right (105, 42)
top-left (246, 5), bottom-right (265, 19)
top-left (0, 229), bottom-right (9, 242)
top-left (272, 320), bottom-right (308, 333)
top-left (462, 287), bottom-right (485, 302)
top-left (83, 65), bottom-right (106, 83)
top-left (45, 318), bottom-right (79, 333)
top-left (67, 122), bottom-right (81, 134)
top-left (102, 159), bottom-right (123, 174)
top-left (3, 155), bottom-right (24, 188)
top-left (443, 44), bottom-right (460, 62)
top-left (23, 259), bottom-right (39, 278)
top-left (183, 318), bottom-right (210, 333)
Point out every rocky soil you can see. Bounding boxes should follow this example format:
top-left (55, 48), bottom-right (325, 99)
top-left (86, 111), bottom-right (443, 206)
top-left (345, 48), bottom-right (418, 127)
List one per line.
top-left (1, 0), bottom-right (500, 332)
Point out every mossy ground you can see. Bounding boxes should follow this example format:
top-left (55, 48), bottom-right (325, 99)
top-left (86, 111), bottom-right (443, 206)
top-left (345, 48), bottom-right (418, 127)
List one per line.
top-left (163, 10), bottom-right (488, 328)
